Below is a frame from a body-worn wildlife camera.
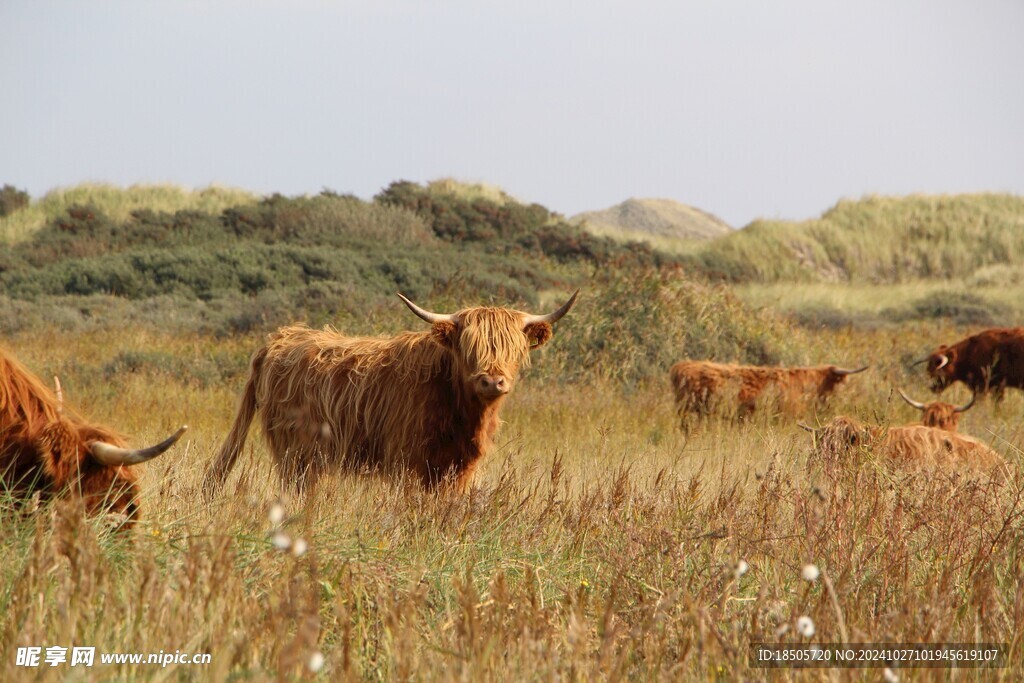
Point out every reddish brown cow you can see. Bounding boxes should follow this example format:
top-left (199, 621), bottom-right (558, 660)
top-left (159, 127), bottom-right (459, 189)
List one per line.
top-left (897, 389), bottom-right (974, 431)
top-left (0, 347), bottom-right (186, 525)
top-left (920, 328), bottom-right (1024, 399)
top-left (804, 416), bottom-right (1006, 475)
top-left (669, 361), bottom-right (868, 424)
top-left (203, 291), bottom-right (578, 495)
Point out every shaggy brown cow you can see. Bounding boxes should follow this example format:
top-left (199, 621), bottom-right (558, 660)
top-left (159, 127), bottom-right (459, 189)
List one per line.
top-left (203, 291), bottom-right (578, 494)
top-left (669, 361), bottom-right (868, 423)
top-left (897, 388), bottom-right (974, 431)
top-left (0, 347), bottom-right (186, 525)
top-left (920, 327), bottom-right (1024, 399)
top-left (804, 416), bottom-right (1005, 474)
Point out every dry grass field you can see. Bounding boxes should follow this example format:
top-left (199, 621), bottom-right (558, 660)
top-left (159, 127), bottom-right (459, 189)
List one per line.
top-left (3, 319), bottom-right (1024, 681)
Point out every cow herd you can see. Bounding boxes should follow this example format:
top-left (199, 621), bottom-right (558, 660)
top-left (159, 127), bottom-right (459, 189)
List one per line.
top-left (671, 327), bottom-right (1024, 477)
top-left (2, 291), bottom-right (1023, 528)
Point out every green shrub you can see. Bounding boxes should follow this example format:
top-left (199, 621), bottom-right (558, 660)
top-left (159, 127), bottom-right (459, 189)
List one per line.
top-left (0, 185), bottom-right (29, 218)
top-left (540, 268), bottom-right (806, 386)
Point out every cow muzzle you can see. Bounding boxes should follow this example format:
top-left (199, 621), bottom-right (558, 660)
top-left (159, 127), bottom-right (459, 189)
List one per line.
top-left (475, 374), bottom-right (510, 399)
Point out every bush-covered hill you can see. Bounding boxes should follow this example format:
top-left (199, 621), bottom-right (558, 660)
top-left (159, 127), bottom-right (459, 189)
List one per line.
top-left (690, 193), bottom-right (1024, 283)
top-left (2, 182), bottom-right (807, 383)
top-left (0, 183), bottom-right (260, 244)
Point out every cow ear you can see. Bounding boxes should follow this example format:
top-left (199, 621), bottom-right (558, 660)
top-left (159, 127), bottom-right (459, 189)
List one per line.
top-left (524, 322), bottom-right (553, 350)
top-left (431, 321), bottom-right (458, 348)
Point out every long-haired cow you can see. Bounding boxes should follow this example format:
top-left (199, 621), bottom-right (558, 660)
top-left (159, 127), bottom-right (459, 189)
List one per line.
top-left (669, 361), bottom-right (868, 424)
top-left (897, 388), bottom-right (974, 431)
top-left (0, 347), bottom-right (186, 525)
top-left (203, 291), bottom-right (578, 494)
top-left (804, 416), bottom-right (1005, 475)
top-left (918, 327), bottom-right (1024, 400)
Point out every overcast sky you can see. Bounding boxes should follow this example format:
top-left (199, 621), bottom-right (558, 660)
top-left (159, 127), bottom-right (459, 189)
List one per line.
top-left (2, 1), bottom-right (1022, 228)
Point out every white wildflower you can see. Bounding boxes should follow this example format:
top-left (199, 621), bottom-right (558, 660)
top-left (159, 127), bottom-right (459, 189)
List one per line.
top-left (883, 667), bottom-right (899, 683)
top-left (268, 502), bottom-right (285, 526)
top-left (795, 615), bottom-right (815, 638)
top-left (271, 531), bottom-right (292, 551)
top-left (291, 537), bottom-right (308, 557)
top-left (801, 563), bottom-right (820, 582)
top-left (735, 560), bottom-right (749, 578)
top-left (307, 651), bottom-right (325, 672)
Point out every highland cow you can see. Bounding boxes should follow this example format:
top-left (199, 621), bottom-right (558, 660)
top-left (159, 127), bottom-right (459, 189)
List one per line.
top-left (919, 328), bottom-right (1024, 399)
top-left (0, 347), bottom-right (186, 525)
top-left (203, 291), bottom-right (578, 494)
top-left (804, 416), bottom-right (1005, 474)
top-left (669, 361), bottom-right (868, 424)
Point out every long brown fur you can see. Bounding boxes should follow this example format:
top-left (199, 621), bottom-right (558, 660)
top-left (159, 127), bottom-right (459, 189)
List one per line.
top-left (812, 416), bottom-right (1006, 474)
top-left (204, 306), bottom-right (558, 495)
top-left (925, 327), bottom-right (1024, 399)
top-left (669, 361), bottom-right (862, 422)
top-left (0, 347), bottom-right (141, 523)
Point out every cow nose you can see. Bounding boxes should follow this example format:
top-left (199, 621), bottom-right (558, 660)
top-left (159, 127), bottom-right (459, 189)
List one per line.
top-left (476, 374), bottom-right (509, 397)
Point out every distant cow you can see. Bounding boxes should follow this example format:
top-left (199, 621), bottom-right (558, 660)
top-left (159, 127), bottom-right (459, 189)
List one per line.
top-left (897, 389), bottom-right (974, 431)
top-left (669, 361), bottom-right (868, 423)
top-left (920, 328), bottom-right (1024, 399)
top-left (203, 291), bottom-right (578, 495)
top-left (804, 416), bottom-right (1005, 474)
top-left (0, 347), bottom-right (186, 525)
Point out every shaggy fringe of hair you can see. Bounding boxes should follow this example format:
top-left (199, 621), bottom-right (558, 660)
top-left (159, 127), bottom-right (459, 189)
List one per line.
top-left (918, 403), bottom-right (961, 431)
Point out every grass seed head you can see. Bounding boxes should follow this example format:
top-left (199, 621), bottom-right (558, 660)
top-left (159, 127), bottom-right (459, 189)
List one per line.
top-left (796, 615), bottom-right (815, 638)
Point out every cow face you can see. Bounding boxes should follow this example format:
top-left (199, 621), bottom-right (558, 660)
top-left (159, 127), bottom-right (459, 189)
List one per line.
top-left (821, 365), bottom-right (869, 396)
top-left (399, 291), bottom-right (578, 404)
top-left (38, 421), bottom-right (185, 527)
top-left (897, 388), bottom-right (973, 431)
top-left (927, 346), bottom-right (956, 392)
top-left (920, 404), bottom-right (960, 431)
top-left (77, 461), bottom-right (141, 524)
top-left (429, 308), bottom-right (551, 401)
top-left (36, 421), bottom-right (142, 524)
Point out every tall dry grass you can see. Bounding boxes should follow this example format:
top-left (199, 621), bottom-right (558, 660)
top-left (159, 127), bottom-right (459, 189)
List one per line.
top-left (2, 322), bottom-right (1024, 680)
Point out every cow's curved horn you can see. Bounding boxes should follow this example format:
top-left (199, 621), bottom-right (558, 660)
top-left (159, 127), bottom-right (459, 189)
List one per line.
top-left (833, 365), bottom-right (869, 376)
top-left (897, 388), bottom-right (926, 411)
top-left (954, 393), bottom-right (976, 413)
top-left (89, 426), bottom-right (188, 467)
top-left (910, 357), bottom-right (930, 368)
top-left (396, 293), bottom-right (457, 325)
top-left (935, 354), bottom-right (949, 370)
top-left (521, 289), bottom-right (580, 327)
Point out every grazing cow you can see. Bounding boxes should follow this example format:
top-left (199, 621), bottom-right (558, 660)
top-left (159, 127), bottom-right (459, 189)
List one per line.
top-left (669, 361), bottom-right (868, 423)
top-left (0, 347), bottom-right (186, 525)
top-left (919, 328), bottom-right (1024, 399)
top-left (203, 291), bottom-right (578, 494)
top-left (897, 388), bottom-right (974, 431)
top-left (804, 416), bottom-right (1005, 474)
